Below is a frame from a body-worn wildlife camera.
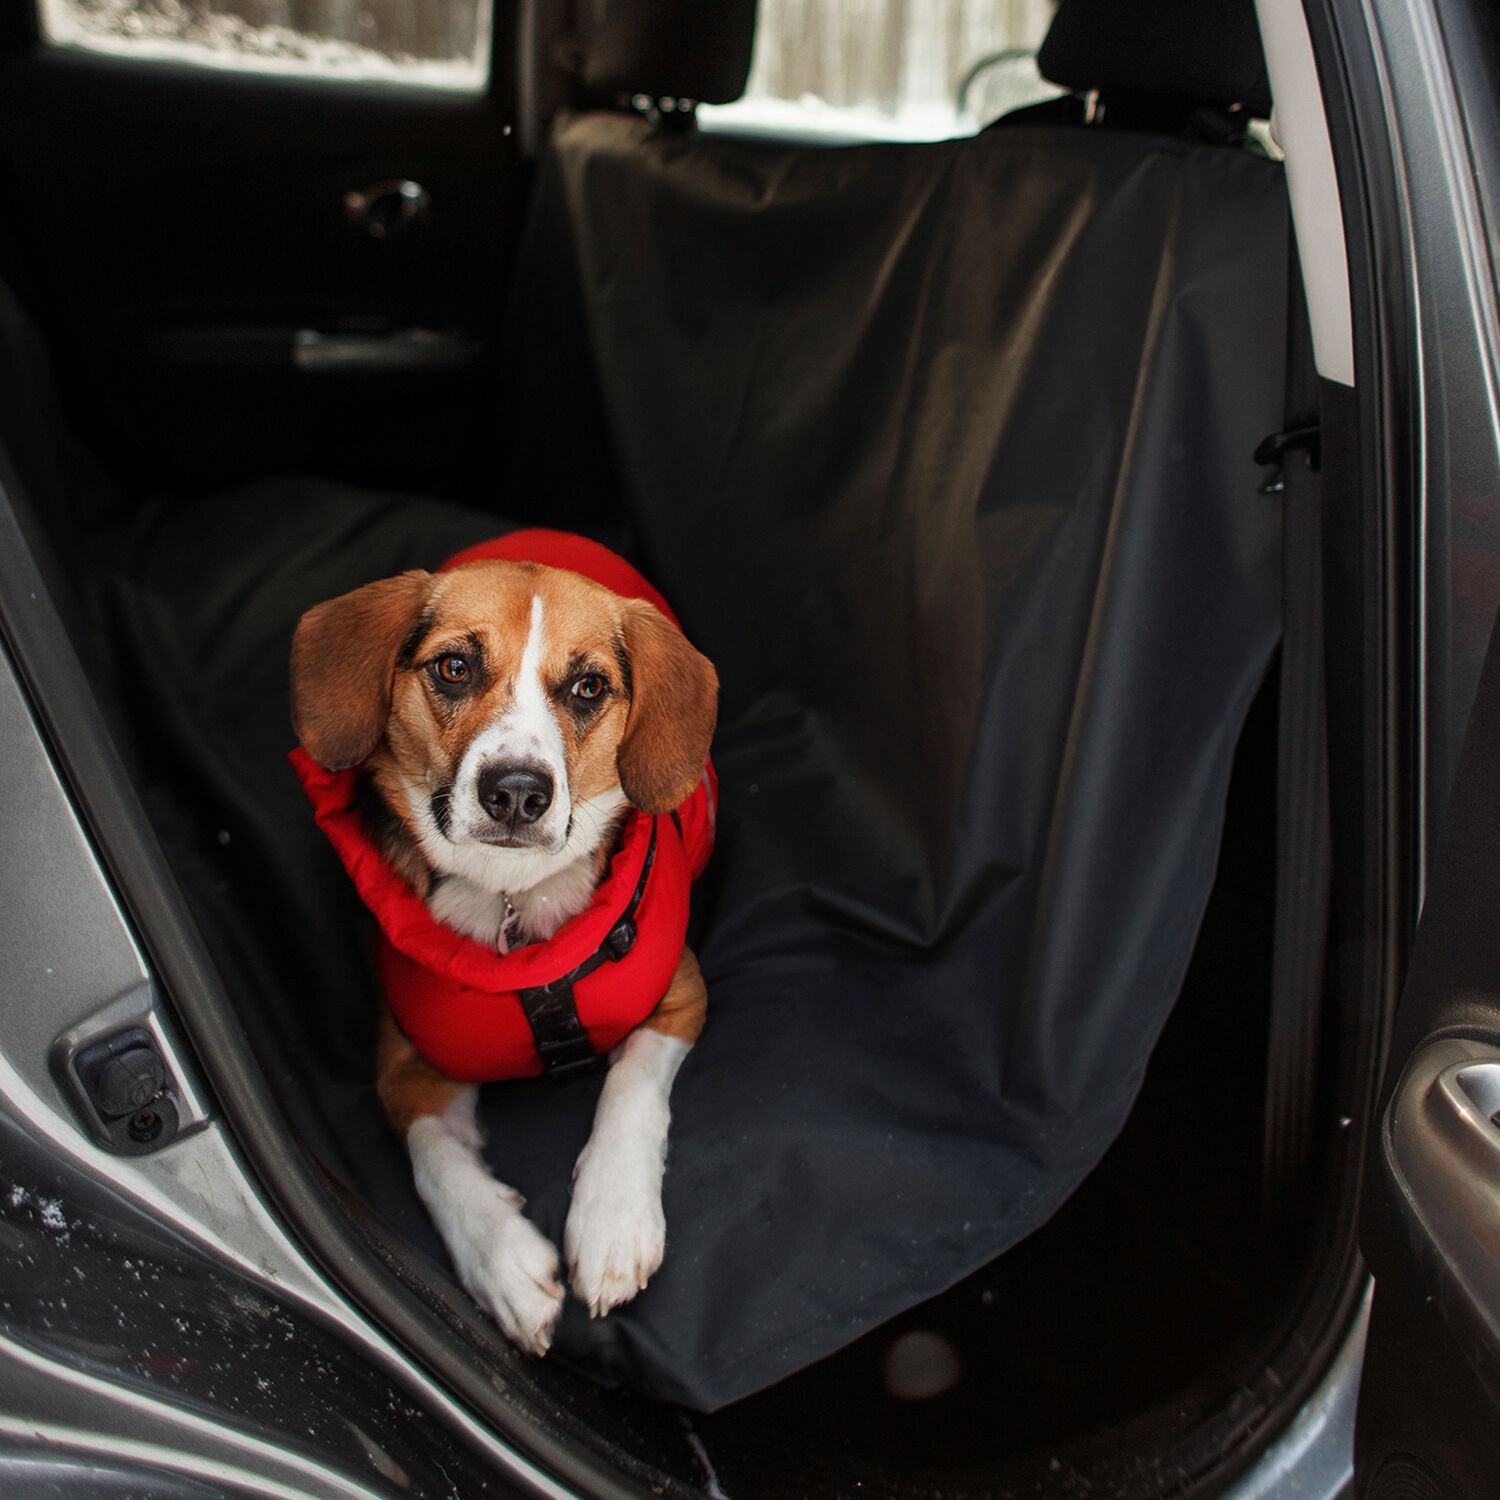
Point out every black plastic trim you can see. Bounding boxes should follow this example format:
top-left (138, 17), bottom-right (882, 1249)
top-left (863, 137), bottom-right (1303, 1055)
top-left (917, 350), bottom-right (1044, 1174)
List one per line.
top-left (1175, 0), bottom-right (1423, 1486)
top-left (0, 2), bottom-right (39, 53)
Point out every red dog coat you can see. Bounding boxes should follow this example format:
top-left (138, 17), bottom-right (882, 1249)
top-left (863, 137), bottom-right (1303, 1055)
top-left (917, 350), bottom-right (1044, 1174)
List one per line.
top-left (291, 530), bottom-right (715, 1083)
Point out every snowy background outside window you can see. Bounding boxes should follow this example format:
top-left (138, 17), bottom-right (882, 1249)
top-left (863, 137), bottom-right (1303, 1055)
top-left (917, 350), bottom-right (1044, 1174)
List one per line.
top-left (701, 0), bottom-right (1060, 141)
top-left (39, 1), bottom-right (1057, 133)
top-left (38, 0), bottom-right (490, 89)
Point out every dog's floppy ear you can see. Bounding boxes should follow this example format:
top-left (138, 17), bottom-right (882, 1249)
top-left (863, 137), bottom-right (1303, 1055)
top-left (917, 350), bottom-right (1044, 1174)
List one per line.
top-left (291, 570), bottom-right (433, 771)
top-left (616, 600), bottom-right (718, 813)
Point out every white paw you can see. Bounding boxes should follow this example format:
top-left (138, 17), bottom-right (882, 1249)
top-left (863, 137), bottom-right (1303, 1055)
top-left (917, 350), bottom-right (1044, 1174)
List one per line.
top-left (407, 1115), bottom-right (564, 1355)
top-left (449, 1180), bottom-right (565, 1354)
top-left (565, 1142), bottom-right (667, 1317)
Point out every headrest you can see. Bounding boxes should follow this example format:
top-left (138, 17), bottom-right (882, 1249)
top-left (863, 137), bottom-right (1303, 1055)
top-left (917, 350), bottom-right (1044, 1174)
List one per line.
top-left (1038, 0), bottom-right (1272, 118)
top-left (574, 0), bottom-right (757, 105)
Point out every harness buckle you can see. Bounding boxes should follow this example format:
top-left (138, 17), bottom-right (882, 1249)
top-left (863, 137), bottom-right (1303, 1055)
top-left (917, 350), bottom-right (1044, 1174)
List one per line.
top-left (535, 1032), bottom-right (606, 1081)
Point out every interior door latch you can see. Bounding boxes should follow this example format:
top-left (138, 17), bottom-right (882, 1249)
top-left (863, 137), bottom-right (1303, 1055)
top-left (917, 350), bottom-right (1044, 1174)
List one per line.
top-left (344, 179), bottom-right (430, 240)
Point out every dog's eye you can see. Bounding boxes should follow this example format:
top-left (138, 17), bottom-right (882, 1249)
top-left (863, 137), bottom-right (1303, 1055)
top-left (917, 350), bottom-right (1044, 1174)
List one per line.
top-left (571, 673), bottom-right (606, 702)
top-left (433, 655), bottom-right (471, 687)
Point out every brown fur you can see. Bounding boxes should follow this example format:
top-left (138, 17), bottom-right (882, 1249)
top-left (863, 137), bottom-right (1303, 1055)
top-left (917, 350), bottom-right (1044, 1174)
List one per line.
top-left (291, 570), bottom-right (431, 771)
top-left (617, 598), bottom-right (720, 813)
top-left (376, 1007), bottom-right (468, 1136)
top-left (642, 949), bottom-right (709, 1044)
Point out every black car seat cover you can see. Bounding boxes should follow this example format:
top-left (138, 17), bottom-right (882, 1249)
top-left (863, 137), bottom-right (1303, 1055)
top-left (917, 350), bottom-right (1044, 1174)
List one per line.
top-left (96, 113), bottom-right (1284, 1408)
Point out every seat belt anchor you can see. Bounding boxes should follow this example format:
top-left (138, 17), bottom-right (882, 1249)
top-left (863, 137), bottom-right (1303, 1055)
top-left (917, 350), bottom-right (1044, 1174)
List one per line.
top-left (1254, 423), bottom-right (1322, 494)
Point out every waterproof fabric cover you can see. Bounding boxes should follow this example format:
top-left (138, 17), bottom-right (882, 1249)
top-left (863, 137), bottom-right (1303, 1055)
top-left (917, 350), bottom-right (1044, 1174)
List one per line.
top-left (488, 114), bottom-right (1288, 1405)
top-left (99, 113), bottom-right (1287, 1410)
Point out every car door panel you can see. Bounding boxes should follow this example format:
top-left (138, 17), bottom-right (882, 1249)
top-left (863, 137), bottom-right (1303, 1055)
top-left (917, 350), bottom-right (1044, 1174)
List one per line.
top-left (1357, 612), bottom-right (1500, 1497)
top-left (0, 41), bottom-right (522, 497)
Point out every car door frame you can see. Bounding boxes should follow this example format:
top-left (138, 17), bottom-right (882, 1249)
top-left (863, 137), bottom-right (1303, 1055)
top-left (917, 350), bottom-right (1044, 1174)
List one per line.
top-left (1297, 0), bottom-right (1500, 1490)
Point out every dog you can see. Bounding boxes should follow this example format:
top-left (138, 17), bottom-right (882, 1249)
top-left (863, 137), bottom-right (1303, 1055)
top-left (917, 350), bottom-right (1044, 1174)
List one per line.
top-left (288, 530), bottom-right (717, 1355)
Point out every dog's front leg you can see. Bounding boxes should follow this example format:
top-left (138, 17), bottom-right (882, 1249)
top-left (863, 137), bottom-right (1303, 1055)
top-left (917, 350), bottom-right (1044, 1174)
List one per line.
top-left (565, 948), bottom-right (707, 1317)
top-left (378, 1010), bottom-right (564, 1354)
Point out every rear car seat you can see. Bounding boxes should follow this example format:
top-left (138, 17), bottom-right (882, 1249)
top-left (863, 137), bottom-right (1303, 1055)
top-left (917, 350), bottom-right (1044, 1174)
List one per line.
top-left (14, 0), bottom-right (1288, 1411)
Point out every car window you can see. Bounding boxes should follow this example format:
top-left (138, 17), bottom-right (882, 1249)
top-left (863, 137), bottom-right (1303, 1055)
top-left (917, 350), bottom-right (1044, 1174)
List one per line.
top-left (36, 0), bottom-right (490, 90)
top-left (699, 0), bottom-right (1061, 142)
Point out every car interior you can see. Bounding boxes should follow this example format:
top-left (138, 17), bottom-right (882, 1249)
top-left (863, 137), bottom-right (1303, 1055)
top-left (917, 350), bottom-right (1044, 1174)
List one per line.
top-left (0, 0), bottom-right (1377, 1494)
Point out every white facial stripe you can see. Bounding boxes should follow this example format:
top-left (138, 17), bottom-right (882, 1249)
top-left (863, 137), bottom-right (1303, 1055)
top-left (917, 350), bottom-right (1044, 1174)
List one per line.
top-left (510, 592), bottom-right (557, 761)
top-left (448, 591), bottom-right (571, 848)
top-left (393, 589), bottom-right (631, 907)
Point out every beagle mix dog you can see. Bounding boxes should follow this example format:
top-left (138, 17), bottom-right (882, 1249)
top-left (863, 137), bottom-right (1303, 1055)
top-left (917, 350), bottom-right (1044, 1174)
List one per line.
top-left (290, 537), bottom-right (717, 1354)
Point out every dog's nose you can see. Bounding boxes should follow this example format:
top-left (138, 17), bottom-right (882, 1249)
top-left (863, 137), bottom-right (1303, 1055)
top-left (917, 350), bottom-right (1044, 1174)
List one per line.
top-left (477, 763), bottom-right (554, 828)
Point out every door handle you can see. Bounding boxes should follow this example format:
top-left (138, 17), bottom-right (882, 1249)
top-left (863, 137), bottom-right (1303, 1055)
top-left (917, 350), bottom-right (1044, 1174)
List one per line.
top-left (1385, 1039), bottom-right (1500, 1335)
top-left (343, 178), bottom-right (430, 239)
